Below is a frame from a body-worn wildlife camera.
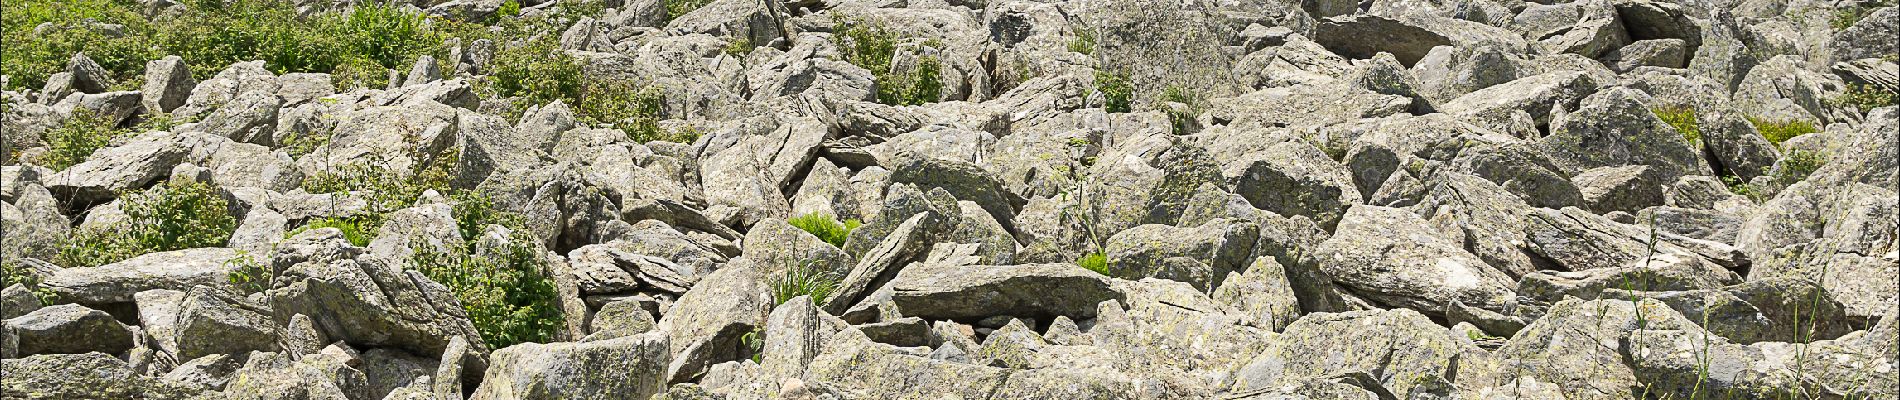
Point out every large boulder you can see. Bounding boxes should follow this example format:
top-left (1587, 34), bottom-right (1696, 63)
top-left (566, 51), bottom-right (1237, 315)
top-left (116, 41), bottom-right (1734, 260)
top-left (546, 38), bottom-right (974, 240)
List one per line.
top-left (655, 261), bottom-right (770, 382)
top-left (44, 131), bottom-right (221, 206)
top-left (1538, 88), bottom-right (1710, 183)
top-left (2, 353), bottom-right (198, 399)
top-left (1230, 309), bottom-right (1460, 398)
top-left (42, 247), bottom-right (243, 306)
top-left (888, 263), bottom-right (1122, 321)
top-left (471, 332), bottom-right (670, 399)
top-left (1103, 218), bottom-right (1258, 292)
top-left (5, 304), bottom-right (133, 356)
top-left (1309, 205), bottom-right (1516, 315)
top-left (265, 229), bottom-right (488, 373)
top-left (1224, 143), bottom-right (1362, 230)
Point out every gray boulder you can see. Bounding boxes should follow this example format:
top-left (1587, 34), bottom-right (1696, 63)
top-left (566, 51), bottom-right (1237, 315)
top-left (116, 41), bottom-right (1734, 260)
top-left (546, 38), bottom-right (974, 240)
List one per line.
top-left (1539, 88), bottom-right (1710, 183)
top-left (1225, 143), bottom-right (1362, 230)
top-left (1230, 309), bottom-right (1459, 398)
top-left (42, 247), bottom-right (243, 306)
top-left (655, 261), bottom-right (770, 382)
top-left (2, 353), bottom-right (197, 399)
top-left (141, 56), bottom-right (196, 114)
top-left (6, 303), bottom-right (133, 356)
top-left (889, 262), bottom-right (1121, 321)
top-left (471, 332), bottom-right (671, 400)
top-left (45, 131), bottom-right (219, 206)
top-left (1572, 165), bottom-right (1668, 214)
top-left (172, 287), bottom-right (278, 361)
top-left (266, 229), bottom-right (488, 373)
top-left (1103, 218), bottom-right (1258, 292)
top-left (1310, 205), bottom-right (1516, 315)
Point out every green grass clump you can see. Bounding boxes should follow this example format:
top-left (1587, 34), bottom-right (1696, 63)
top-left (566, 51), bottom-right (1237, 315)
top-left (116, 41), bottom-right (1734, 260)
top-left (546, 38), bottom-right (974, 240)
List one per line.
top-left (1159, 85), bottom-right (1204, 134)
top-left (1654, 106), bottom-right (1701, 146)
top-left (1094, 70), bottom-right (1132, 113)
top-left (1774, 150), bottom-right (1827, 184)
top-left (406, 192), bottom-right (562, 349)
top-left (832, 16), bottom-right (943, 106)
top-left (1076, 252), bottom-right (1109, 276)
top-left (56, 180), bottom-right (236, 268)
top-left (1748, 117), bottom-right (1818, 147)
top-left (787, 212), bottom-right (860, 248)
top-left (287, 217), bottom-right (374, 247)
top-left (1068, 29), bottom-right (1096, 56)
top-left (769, 261), bottom-right (838, 306)
top-left (38, 108), bottom-right (122, 170)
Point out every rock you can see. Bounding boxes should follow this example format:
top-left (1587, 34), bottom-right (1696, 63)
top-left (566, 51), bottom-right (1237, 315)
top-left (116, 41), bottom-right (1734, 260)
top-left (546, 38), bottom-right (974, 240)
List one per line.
top-left (1626, 309), bottom-right (1897, 399)
top-left (655, 261), bottom-right (770, 382)
top-left (759, 296), bottom-right (833, 380)
top-left (1539, 88), bottom-right (1710, 183)
top-left (161, 353), bottom-right (250, 393)
top-left (1081, 134), bottom-right (1225, 239)
top-left (42, 247), bottom-right (243, 306)
top-left (1310, 205), bottom-right (1516, 315)
top-left (1, 185), bottom-right (69, 262)
top-left (1572, 165), bottom-right (1668, 214)
top-left (1599, 38), bottom-right (1687, 72)
top-left (65, 52), bottom-right (114, 94)
top-left (887, 152), bottom-right (1023, 235)
top-left (1314, 15), bottom-right (1453, 66)
top-left (1615, 277), bottom-right (1855, 344)
top-left (1225, 143), bottom-right (1363, 230)
top-left (1438, 71), bottom-right (1596, 129)
top-left (45, 130), bottom-right (219, 206)
top-left (1103, 218), bottom-right (1258, 292)
top-left (742, 217), bottom-right (853, 279)
top-left (1698, 110), bottom-right (1780, 182)
top-left (266, 229), bottom-right (488, 373)
top-left (141, 56), bottom-right (196, 114)
top-left (1231, 309), bottom-right (1459, 398)
top-left (1829, 6), bottom-right (1898, 64)
top-left (1203, 255), bottom-right (1302, 328)
top-left (1523, 206), bottom-right (1746, 273)
top-left (366, 203), bottom-right (463, 264)
top-left (5, 303), bottom-right (133, 356)
top-left (178, 61), bottom-right (279, 118)
top-left (888, 262), bottom-right (1122, 321)
top-left (471, 332), bottom-right (671, 399)
top-left (172, 286), bottom-right (278, 361)
top-left (1090, 278), bottom-right (1272, 392)
top-left (1409, 44), bottom-right (1529, 105)
top-left (222, 347), bottom-right (373, 400)
top-left (804, 327), bottom-right (1011, 399)
top-left (827, 213), bottom-right (932, 314)
top-left (1, 353), bottom-right (196, 399)
top-left (1533, 0), bottom-right (1629, 58)
top-left (196, 90), bottom-right (281, 145)
top-left (1481, 298), bottom-right (1701, 398)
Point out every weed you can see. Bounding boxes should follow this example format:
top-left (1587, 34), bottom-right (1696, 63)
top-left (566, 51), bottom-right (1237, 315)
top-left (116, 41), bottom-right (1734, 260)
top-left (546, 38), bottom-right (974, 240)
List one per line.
top-left (724, 38), bottom-right (752, 57)
top-left (664, 0), bottom-right (717, 22)
top-left (832, 16), bottom-right (942, 106)
top-left (1094, 70), bottom-right (1132, 113)
top-left (787, 212), bottom-right (859, 248)
top-left (1159, 85), bottom-right (1204, 134)
top-left (1076, 252), bottom-right (1109, 276)
top-left (225, 250), bottom-right (271, 294)
top-left (1831, 83), bottom-right (1897, 114)
top-left (1747, 117), bottom-right (1818, 147)
top-left (56, 179), bottom-right (237, 267)
top-left (741, 328), bottom-right (765, 363)
top-left (769, 261), bottom-right (838, 306)
top-left (1721, 175), bottom-right (1760, 202)
top-left (37, 108), bottom-right (122, 170)
top-left (1774, 150), bottom-right (1827, 184)
top-left (1068, 28), bottom-right (1096, 56)
top-left (1654, 106), bottom-right (1700, 146)
top-left (287, 217), bottom-right (374, 247)
top-left (0, 260), bottom-right (58, 305)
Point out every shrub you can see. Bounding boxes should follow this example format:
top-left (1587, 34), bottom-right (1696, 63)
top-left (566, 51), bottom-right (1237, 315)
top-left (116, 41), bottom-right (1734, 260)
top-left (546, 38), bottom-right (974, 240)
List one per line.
top-left (769, 261), bottom-right (838, 306)
top-left (1774, 150), bottom-right (1827, 184)
top-left (288, 217), bottom-right (374, 247)
top-left (1654, 106), bottom-right (1700, 146)
top-left (1833, 83), bottom-right (1897, 114)
top-left (1094, 71), bottom-right (1132, 113)
top-left (0, 0), bottom-right (158, 89)
top-left (300, 150), bottom-right (457, 232)
top-left (407, 193), bottom-right (562, 349)
top-left (1748, 117), bottom-right (1818, 147)
top-left (1721, 175), bottom-right (1759, 201)
top-left (1076, 252), bottom-right (1109, 276)
top-left (787, 212), bottom-right (859, 248)
top-left (56, 180), bottom-right (237, 267)
top-left (724, 38), bottom-right (753, 57)
top-left (483, 36), bottom-right (677, 137)
top-left (0, 260), bottom-right (58, 305)
top-left (832, 17), bottom-right (942, 106)
top-left (225, 250), bottom-right (271, 294)
top-left (38, 108), bottom-right (122, 170)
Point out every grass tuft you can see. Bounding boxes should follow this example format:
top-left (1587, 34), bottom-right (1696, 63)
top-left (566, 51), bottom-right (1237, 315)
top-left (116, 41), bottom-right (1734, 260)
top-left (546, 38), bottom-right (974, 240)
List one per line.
top-left (1747, 117), bottom-right (1818, 147)
top-left (787, 212), bottom-right (859, 248)
top-left (1654, 106), bottom-right (1700, 146)
top-left (770, 261), bottom-right (838, 306)
top-left (1077, 252), bottom-right (1109, 276)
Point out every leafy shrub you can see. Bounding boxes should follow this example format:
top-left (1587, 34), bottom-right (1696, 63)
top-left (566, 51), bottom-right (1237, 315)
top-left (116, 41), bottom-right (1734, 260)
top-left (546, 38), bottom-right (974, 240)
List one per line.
top-left (664, 0), bottom-right (717, 21)
top-left (1076, 252), bottom-right (1109, 276)
top-left (1721, 175), bottom-right (1759, 202)
top-left (287, 217), bottom-right (374, 247)
top-left (1832, 83), bottom-right (1897, 114)
top-left (1094, 71), bottom-right (1132, 113)
top-left (724, 38), bottom-right (753, 57)
top-left (483, 36), bottom-right (676, 139)
top-left (0, 260), bottom-right (58, 305)
top-left (1654, 106), bottom-right (1700, 146)
top-left (225, 250), bottom-right (271, 294)
top-left (56, 180), bottom-right (237, 267)
top-left (787, 212), bottom-right (859, 248)
top-left (832, 16), bottom-right (943, 106)
top-left (1748, 117), bottom-right (1818, 147)
top-left (300, 150), bottom-right (457, 233)
top-left (1774, 150), bottom-right (1827, 184)
top-left (769, 261), bottom-right (838, 306)
top-left (407, 193), bottom-right (562, 349)
top-left (0, 0), bottom-right (158, 89)
top-left (38, 108), bottom-right (122, 170)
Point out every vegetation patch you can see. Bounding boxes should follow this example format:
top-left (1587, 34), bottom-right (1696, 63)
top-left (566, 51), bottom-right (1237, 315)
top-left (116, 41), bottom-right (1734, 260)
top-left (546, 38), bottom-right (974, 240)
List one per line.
top-left (787, 212), bottom-right (860, 248)
top-left (1094, 70), bottom-right (1133, 113)
top-left (832, 16), bottom-right (943, 106)
top-left (1076, 252), bottom-right (1109, 276)
top-left (1654, 106), bottom-right (1700, 146)
top-left (1747, 117), bottom-right (1818, 147)
top-left (406, 193), bottom-right (562, 349)
top-left (770, 261), bottom-right (838, 306)
top-left (56, 179), bottom-right (237, 268)
top-left (287, 217), bottom-right (375, 247)
top-left (1832, 83), bottom-right (1897, 114)
top-left (1774, 150), bottom-right (1827, 184)
top-left (37, 109), bottom-right (123, 170)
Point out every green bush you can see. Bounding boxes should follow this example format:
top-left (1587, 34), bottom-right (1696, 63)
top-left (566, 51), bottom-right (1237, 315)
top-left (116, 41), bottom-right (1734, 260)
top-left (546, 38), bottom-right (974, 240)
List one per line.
top-left (787, 212), bottom-right (859, 248)
top-left (1748, 117), bottom-right (1818, 147)
top-left (1095, 71), bottom-right (1132, 113)
top-left (769, 261), bottom-right (838, 306)
top-left (1076, 252), bottom-right (1109, 276)
top-left (664, 0), bottom-right (717, 22)
top-left (225, 250), bottom-right (271, 294)
top-left (1654, 106), bottom-right (1700, 146)
top-left (0, 0), bottom-right (158, 90)
top-left (288, 217), bottom-right (374, 247)
top-left (56, 180), bottom-right (237, 267)
top-left (483, 36), bottom-right (677, 139)
top-left (407, 193), bottom-right (562, 349)
top-left (832, 17), bottom-right (943, 106)
top-left (37, 108), bottom-right (122, 170)
top-left (1775, 150), bottom-right (1827, 184)
top-left (1833, 83), bottom-right (1897, 114)
top-left (300, 150), bottom-right (458, 233)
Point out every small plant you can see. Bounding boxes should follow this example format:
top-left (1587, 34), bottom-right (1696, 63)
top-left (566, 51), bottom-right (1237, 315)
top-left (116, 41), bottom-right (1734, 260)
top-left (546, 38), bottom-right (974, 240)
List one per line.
top-left (786, 212), bottom-right (859, 248)
top-left (1832, 83), bottom-right (1897, 114)
top-left (37, 108), bottom-right (122, 170)
top-left (831, 16), bottom-right (942, 106)
top-left (723, 38), bottom-right (752, 57)
top-left (300, 149), bottom-right (457, 233)
top-left (1747, 117), bottom-right (1818, 147)
top-left (1721, 175), bottom-right (1759, 202)
top-left (1076, 252), bottom-right (1109, 276)
top-left (1068, 28), bottom-right (1096, 56)
top-left (741, 328), bottom-right (765, 363)
top-left (1654, 106), bottom-right (1701, 146)
top-left (1158, 85), bottom-right (1204, 134)
top-left (56, 180), bottom-right (237, 268)
top-left (496, 0), bottom-right (522, 20)
top-left (1, 260), bottom-right (58, 305)
top-left (406, 193), bottom-right (562, 349)
top-left (663, 0), bottom-right (717, 22)
top-left (1774, 150), bottom-right (1827, 184)
top-left (287, 217), bottom-right (373, 247)
top-left (1094, 70), bottom-right (1132, 113)
top-left (225, 250), bottom-right (271, 294)
top-left (769, 261), bottom-right (838, 306)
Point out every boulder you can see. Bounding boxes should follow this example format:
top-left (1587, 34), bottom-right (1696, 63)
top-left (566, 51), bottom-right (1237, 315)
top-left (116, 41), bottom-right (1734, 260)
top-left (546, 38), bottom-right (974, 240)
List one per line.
top-left (5, 303), bottom-right (133, 356)
top-left (1539, 88), bottom-right (1710, 184)
top-left (42, 247), bottom-right (243, 306)
top-left (1230, 309), bottom-right (1459, 398)
top-left (1310, 205), bottom-right (1516, 315)
top-left (141, 56), bottom-right (197, 114)
top-left (471, 332), bottom-right (671, 399)
top-left (266, 229), bottom-right (488, 373)
top-left (1, 353), bottom-right (197, 399)
top-left (1224, 143), bottom-right (1362, 230)
top-left (655, 262), bottom-right (770, 382)
top-left (888, 262), bottom-right (1122, 321)
top-left (1103, 218), bottom-right (1258, 292)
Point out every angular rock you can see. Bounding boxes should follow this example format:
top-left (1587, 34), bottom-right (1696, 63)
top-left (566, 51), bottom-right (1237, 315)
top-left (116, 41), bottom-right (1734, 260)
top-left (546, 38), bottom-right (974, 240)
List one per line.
top-left (1231, 309), bottom-right (1459, 398)
top-left (1, 353), bottom-right (196, 399)
top-left (1103, 218), bottom-right (1258, 292)
top-left (5, 303), bottom-right (133, 356)
top-left (42, 247), bottom-right (242, 306)
top-left (1573, 165), bottom-right (1668, 214)
top-left (889, 262), bottom-right (1122, 321)
top-left (1310, 205), bottom-right (1516, 315)
top-left (471, 332), bottom-right (671, 399)
top-left (655, 261), bottom-right (770, 382)
top-left (1225, 143), bottom-right (1363, 230)
top-left (141, 56), bottom-right (196, 114)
